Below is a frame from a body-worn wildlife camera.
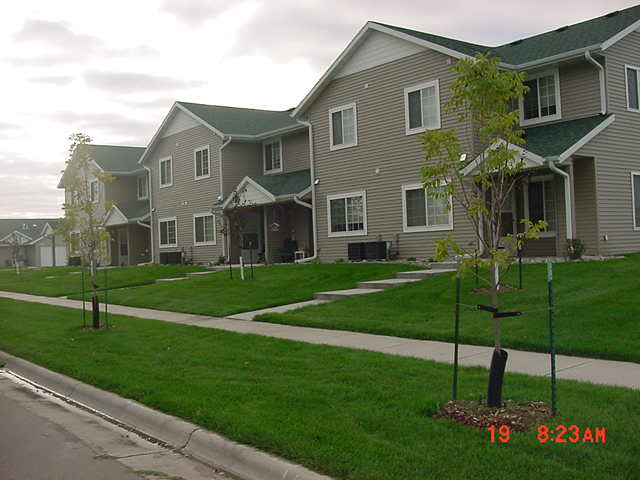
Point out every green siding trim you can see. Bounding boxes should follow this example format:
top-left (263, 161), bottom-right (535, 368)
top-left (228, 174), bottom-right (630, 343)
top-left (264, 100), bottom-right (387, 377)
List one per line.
top-left (177, 102), bottom-right (302, 137)
top-left (249, 169), bottom-right (311, 197)
top-left (522, 114), bottom-right (612, 158)
top-left (375, 4), bottom-right (640, 66)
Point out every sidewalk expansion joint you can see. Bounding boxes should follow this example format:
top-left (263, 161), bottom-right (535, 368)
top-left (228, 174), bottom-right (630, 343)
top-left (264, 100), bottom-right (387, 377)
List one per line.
top-left (546, 360), bottom-right (593, 375)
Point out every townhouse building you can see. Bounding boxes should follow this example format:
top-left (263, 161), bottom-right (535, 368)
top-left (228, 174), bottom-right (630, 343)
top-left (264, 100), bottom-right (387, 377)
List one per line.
top-left (0, 219), bottom-right (66, 267)
top-left (58, 144), bottom-right (151, 266)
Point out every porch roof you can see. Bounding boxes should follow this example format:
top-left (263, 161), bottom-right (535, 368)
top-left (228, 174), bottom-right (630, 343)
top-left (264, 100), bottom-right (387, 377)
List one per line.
top-left (522, 114), bottom-right (613, 159)
top-left (104, 201), bottom-right (150, 227)
top-left (249, 169), bottom-right (311, 197)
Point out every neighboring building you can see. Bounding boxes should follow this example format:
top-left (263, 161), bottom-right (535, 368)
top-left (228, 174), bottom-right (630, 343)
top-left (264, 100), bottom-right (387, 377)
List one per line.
top-left (58, 145), bottom-right (151, 266)
top-left (0, 219), bottom-right (67, 268)
top-left (291, 5), bottom-right (640, 260)
top-left (140, 101), bottom-right (310, 265)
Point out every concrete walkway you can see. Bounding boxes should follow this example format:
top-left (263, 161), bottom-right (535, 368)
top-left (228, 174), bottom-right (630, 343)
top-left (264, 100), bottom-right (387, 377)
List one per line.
top-left (1, 290), bottom-right (638, 390)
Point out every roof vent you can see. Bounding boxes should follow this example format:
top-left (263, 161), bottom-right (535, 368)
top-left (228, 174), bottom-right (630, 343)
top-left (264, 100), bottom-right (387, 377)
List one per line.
top-left (510, 39), bottom-right (523, 46)
top-left (22, 223), bottom-right (27, 230)
top-left (605, 10), bottom-right (619, 18)
top-left (555, 26), bottom-right (569, 32)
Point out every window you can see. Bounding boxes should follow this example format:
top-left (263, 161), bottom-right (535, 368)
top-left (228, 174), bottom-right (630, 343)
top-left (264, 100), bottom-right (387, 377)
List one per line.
top-left (404, 80), bottom-right (441, 134)
top-left (626, 65), bottom-right (640, 111)
top-left (194, 146), bottom-right (210, 179)
top-left (193, 213), bottom-right (216, 245)
top-left (632, 172), bottom-right (640, 230)
top-left (159, 217), bottom-right (177, 247)
top-left (137, 174), bottom-right (148, 200)
top-left (527, 178), bottom-right (556, 235)
top-left (159, 157), bottom-right (173, 187)
top-left (327, 191), bottom-right (366, 236)
top-left (329, 103), bottom-right (357, 150)
top-left (90, 180), bottom-right (99, 203)
top-left (263, 139), bottom-right (282, 173)
top-left (401, 184), bottom-right (453, 232)
top-left (520, 70), bottom-right (561, 125)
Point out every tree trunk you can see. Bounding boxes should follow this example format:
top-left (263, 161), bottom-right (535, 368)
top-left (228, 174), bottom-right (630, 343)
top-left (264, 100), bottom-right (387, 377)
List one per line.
top-left (90, 257), bottom-right (100, 329)
top-left (487, 261), bottom-right (506, 407)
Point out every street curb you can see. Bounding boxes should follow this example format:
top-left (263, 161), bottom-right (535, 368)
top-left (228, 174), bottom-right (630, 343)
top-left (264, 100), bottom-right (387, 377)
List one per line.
top-left (0, 351), bottom-right (332, 480)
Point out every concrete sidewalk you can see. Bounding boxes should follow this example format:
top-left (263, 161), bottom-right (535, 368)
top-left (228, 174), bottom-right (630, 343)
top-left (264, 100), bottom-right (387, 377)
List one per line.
top-left (1, 290), bottom-right (638, 390)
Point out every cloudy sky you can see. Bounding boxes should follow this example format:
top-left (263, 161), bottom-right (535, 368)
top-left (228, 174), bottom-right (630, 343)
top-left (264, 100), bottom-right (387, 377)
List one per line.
top-left (1, 0), bottom-right (636, 218)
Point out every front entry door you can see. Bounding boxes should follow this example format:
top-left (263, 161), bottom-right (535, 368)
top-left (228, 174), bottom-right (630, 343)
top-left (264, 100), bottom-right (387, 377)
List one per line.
top-left (118, 228), bottom-right (129, 266)
top-left (240, 212), bottom-right (262, 262)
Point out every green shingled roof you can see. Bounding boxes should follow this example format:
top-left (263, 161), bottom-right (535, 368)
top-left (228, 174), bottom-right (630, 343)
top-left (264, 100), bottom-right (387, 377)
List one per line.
top-left (522, 114), bottom-right (612, 158)
top-left (249, 169), bottom-right (311, 197)
top-left (82, 145), bottom-right (145, 173)
top-left (374, 4), bottom-right (640, 66)
top-left (0, 219), bottom-right (58, 244)
top-left (116, 201), bottom-right (150, 221)
top-left (177, 102), bottom-right (302, 137)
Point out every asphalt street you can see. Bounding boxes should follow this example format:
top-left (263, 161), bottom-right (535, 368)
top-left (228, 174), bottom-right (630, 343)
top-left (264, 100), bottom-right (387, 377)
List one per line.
top-left (0, 371), bottom-right (229, 480)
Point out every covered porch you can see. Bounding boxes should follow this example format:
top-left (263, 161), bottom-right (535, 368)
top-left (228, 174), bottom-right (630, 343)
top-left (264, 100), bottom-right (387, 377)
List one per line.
top-left (465, 114), bottom-right (614, 257)
top-left (103, 201), bottom-right (152, 266)
top-left (223, 169), bottom-right (314, 264)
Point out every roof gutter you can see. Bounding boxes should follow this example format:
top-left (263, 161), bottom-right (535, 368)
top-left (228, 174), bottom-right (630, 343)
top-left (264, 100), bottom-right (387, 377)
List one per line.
top-left (547, 160), bottom-right (574, 240)
top-left (584, 50), bottom-right (607, 115)
top-left (295, 120), bottom-right (317, 264)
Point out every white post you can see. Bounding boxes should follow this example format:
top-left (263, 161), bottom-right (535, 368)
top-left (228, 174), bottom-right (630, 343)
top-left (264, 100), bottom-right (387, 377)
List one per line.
top-left (239, 256), bottom-right (245, 280)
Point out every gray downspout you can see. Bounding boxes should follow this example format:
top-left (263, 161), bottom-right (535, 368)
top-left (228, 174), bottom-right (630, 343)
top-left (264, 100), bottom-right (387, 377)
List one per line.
top-left (547, 160), bottom-right (574, 241)
top-left (219, 137), bottom-right (232, 261)
top-left (295, 120), bottom-right (317, 263)
top-left (585, 51), bottom-right (607, 115)
top-left (143, 164), bottom-right (154, 263)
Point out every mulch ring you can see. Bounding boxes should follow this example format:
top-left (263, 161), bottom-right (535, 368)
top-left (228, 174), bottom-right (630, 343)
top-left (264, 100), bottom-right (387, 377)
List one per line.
top-left (472, 284), bottom-right (520, 294)
top-left (435, 400), bottom-right (553, 432)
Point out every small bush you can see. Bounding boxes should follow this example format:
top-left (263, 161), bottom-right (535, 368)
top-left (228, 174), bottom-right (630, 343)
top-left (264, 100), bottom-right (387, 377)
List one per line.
top-left (407, 256), bottom-right (417, 262)
top-left (566, 239), bottom-right (585, 260)
top-left (215, 256), bottom-right (226, 266)
top-left (334, 258), bottom-right (345, 263)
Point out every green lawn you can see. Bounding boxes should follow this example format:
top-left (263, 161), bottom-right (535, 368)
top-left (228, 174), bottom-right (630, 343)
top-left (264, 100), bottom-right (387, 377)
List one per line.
top-left (0, 298), bottom-right (637, 480)
top-left (71, 263), bottom-right (419, 317)
top-left (257, 255), bottom-right (640, 363)
top-left (0, 264), bottom-right (207, 297)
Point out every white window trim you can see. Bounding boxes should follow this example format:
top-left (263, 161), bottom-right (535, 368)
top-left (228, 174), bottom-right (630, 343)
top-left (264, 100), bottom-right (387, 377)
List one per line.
top-left (193, 145), bottom-right (211, 180)
top-left (624, 65), bottom-right (640, 113)
top-left (632, 171), bottom-right (640, 231)
top-left (90, 179), bottom-right (99, 204)
top-left (137, 174), bottom-right (148, 200)
top-left (519, 69), bottom-right (562, 126)
top-left (326, 190), bottom-right (367, 237)
top-left (158, 216), bottom-right (177, 248)
top-left (404, 79), bottom-right (442, 135)
top-left (263, 138), bottom-right (283, 174)
top-left (159, 156), bottom-right (173, 188)
top-left (525, 177), bottom-right (557, 238)
top-left (193, 212), bottom-right (217, 246)
top-left (328, 103), bottom-right (358, 151)
top-left (401, 183), bottom-right (454, 233)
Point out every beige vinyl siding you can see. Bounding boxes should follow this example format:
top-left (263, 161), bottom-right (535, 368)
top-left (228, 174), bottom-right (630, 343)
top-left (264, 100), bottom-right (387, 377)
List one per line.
top-left (304, 49), bottom-right (476, 261)
top-left (572, 157), bottom-right (599, 254)
top-left (149, 124), bottom-right (224, 263)
top-left (280, 130), bottom-right (310, 173)
top-left (577, 31), bottom-right (640, 254)
top-left (559, 60), bottom-right (603, 121)
top-left (221, 141), bottom-right (261, 197)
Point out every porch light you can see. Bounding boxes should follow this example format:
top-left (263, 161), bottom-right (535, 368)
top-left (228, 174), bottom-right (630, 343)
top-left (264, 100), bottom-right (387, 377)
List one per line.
top-left (314, 178), bottom-right (320, 185)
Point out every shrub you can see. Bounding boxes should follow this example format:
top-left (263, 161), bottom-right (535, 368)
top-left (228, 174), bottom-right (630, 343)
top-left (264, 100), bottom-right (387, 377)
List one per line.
top-left (334, 258), bottom-right (345, 263)
top-left (566, 239), bottom-right (585, 260)
top-left (407, 256), bottom-right (417, 262)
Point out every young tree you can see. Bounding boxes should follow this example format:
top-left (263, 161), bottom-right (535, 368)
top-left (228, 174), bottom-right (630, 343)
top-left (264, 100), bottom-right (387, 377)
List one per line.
top-left (57, 133), bottom-right (114, 329)
top-left (5, 232), bottom-right (26, 274)
top-left (420, 54), bottom-right (546, 406)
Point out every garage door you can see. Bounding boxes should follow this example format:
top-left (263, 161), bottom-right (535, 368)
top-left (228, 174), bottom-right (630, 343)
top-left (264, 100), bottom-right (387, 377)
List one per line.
top-left (40, 246), bottom-right (68, 267)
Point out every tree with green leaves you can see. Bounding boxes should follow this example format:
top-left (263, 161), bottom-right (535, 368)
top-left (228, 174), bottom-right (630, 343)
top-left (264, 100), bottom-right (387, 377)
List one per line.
top-left (57, 133), bottom-right (114, 329)
top-left (420, 54), bottom-right (547, 406)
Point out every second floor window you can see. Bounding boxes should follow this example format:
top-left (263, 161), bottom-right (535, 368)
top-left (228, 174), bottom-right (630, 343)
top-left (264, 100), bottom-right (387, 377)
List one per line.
top-left (159, 217), bottom-right (177, 247)
top-left (329, 103), bottom-right (357, 150)
top-left (137, 174), bottom-right (148, 200)
top-left (404, 80), bottom-right (441, 134)
top-left (328, 191), bottom-right (366, 236)
top-left (626, 65), bottom-right (640, 111)
top-left (264, 140), bottom-right (282, 173)
top-left (160, 157), bottom-right (173, 187)
top-left (90, 180), bottom-right (98, 203)
top-left (194, 146), bottom-right (210, 179)
top-left (521, 70), bottom-right (561, 125)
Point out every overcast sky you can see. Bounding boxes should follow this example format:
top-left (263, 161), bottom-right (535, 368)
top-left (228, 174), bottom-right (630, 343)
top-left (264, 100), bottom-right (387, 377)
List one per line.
top-left (1, 0), bottom-right (636, 218)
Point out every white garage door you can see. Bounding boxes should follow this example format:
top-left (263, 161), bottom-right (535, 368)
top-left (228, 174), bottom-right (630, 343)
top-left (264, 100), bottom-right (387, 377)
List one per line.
top-left (40, 246), bottom-right (68, 267)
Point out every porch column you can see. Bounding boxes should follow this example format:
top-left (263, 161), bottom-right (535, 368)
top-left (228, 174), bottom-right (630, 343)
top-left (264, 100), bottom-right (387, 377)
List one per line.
top-left (263, 205), bottom-right (269, 264)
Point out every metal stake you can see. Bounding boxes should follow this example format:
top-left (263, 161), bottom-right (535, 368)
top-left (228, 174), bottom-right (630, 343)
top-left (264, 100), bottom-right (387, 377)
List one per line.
top-left (547, 258), bottom-right (557, 415)
top-left (81, 268), bottom-right (86, 328)
top-left (518, 247), bottom-right (523, 290)
top-left (104, 268), bottom-right (108, 329)
top-left (453, 258), bottom-right (461, 400)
